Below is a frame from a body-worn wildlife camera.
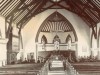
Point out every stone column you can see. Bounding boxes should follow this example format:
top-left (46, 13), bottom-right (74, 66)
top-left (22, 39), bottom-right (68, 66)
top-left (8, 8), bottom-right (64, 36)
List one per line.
top-left (35, 42), bottom-right (38, 62)
top-left (75, 42), bottom-right (78, 61)
top-left (0, 39), bottom-right (8, 67)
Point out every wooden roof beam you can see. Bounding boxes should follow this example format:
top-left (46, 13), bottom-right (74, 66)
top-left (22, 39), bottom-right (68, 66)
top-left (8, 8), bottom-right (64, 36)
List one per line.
top-left (6, 14), bottom-right (14, 38)
top-left (19, 0), bottom-right (36, 10)
top-left (71, 0), bottom-right (97, 24)
top-left (77, 0), bottom-right (100, 20)
top-left (19, 0), bottom-right (50, 28)
top-left (88, 0), bottom-right (100, 17)
top-left (6, 0), bottom-right (26, 19)
top-left (0, 0), bottom-right (11, 11)
top-left (33, 4), bottom-right (55, 16)
top-left (17, 0), bottom-right (44, 28)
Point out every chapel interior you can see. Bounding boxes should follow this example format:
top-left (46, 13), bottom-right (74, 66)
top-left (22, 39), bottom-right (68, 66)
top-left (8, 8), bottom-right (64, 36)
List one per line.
top-left (0, 0), bottom-right (100, 75)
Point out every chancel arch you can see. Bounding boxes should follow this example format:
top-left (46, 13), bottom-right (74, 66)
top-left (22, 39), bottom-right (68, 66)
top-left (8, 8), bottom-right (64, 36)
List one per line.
top-left (35, 11), bottom-right (78, 43)
top-left (37, 11), bottom-right (78, 59)
top-left (15, 9), bottom-right (90, 63)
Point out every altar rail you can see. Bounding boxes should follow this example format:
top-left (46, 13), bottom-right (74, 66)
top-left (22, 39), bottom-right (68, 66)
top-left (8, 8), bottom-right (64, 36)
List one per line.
top-left (38, 59), bottom-right (49, 75)
top-left (38, 54), bottom-right (80, 75)
top-left (65, 59), bottom-right (80, 75)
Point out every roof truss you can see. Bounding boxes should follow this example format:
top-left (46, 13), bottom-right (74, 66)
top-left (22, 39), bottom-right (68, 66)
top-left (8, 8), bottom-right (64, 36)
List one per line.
top-left (0, 0), bottom-right (100, 30)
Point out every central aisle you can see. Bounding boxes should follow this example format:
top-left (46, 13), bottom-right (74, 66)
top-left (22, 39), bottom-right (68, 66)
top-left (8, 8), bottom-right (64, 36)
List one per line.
top-left (47, 54), bottom-right (67, 75)
top-left (48, 70), bottom-right (66, 75)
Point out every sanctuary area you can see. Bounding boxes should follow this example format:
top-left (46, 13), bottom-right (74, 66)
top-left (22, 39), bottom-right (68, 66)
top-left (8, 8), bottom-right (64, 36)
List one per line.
top-left (0, 0), bottom-right (100, 75)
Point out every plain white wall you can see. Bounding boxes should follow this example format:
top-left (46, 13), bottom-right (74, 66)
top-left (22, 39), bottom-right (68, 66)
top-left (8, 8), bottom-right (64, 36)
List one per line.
top-left (0, 15), bottom-right (6, 38)
top-left (0, 16), bottom-right (8, 66)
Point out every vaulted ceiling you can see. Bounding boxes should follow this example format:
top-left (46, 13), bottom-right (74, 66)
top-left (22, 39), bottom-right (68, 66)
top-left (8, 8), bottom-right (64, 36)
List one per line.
top-left (0, 0), bottom-right (100, 30)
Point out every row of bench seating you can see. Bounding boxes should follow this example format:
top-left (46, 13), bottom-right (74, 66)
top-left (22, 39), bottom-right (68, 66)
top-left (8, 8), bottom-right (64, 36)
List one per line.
top-left (72, 62), bottom-right (100, 75)
top-left (0, 63), bottom-right (44, 75)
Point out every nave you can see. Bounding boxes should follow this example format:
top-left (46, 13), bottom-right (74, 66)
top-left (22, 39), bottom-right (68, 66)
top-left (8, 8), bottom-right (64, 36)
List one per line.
top-left (1, 53), bottom-right (100, 75)
top-left (0, 0), bottom-right (100, 75)
top-left (0, 54), bottom-right (74, 75)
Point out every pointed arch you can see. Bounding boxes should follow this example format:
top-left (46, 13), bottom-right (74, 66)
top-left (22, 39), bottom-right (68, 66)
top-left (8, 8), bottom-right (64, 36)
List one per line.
top-left (41, 35), bottom-right (47, 44)
top-left (35, 11), bottom-right (78, 42)
top-left (66, 35), bottom-right (72, 43)
top-left (53, 35), bottom-right (61, 43)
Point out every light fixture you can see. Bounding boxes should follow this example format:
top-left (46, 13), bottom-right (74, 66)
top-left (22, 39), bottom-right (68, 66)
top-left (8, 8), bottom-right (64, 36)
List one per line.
top-left (52, 0), bottom-right (61, 2)
top-left (49, 0), bottom-right (62, 22)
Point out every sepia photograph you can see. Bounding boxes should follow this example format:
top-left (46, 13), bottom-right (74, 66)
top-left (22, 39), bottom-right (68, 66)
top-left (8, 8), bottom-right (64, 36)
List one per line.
top-left (0, 0), bottom-right (100, 75)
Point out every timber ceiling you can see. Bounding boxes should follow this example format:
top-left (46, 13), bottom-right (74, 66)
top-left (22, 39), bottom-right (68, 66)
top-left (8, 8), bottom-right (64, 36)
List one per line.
top-left (0, 0), bottom-right (100, 29)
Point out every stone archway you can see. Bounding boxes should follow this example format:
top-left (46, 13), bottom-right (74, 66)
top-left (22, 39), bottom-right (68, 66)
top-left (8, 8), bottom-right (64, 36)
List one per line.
top-left (35, 11), bottom-right (78, 42)
top-left (35, 11), bottom-right (78, 60)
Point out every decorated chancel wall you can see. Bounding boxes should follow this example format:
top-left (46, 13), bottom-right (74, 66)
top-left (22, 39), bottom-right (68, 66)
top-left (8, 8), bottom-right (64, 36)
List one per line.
top-left (22, 9), bottom-right (90, 60)
top-left (0, 0), bottom-right (100, 67)
top-left (38, 32), bottom-right (76, 51)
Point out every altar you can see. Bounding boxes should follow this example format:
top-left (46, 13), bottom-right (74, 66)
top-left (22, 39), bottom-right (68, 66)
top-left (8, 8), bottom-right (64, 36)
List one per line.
top-left (51, 60), bottom-right (63, 67)
top-left (49, 55), bottom-right (64, 68)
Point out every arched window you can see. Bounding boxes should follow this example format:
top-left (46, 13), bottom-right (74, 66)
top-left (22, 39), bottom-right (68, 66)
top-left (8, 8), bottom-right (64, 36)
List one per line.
top-left (66, 35), bottom-right (72, 43)
top-left (41, 35), bottom-right (47, 44)
top-left (53, 35), bottom-right (60, 43)
top-left (41, 35), bottom-right (47, 51)
top-left (66, 35), bottom-right (72, 50)
top-left (53, 35), bottom-right (60, 50)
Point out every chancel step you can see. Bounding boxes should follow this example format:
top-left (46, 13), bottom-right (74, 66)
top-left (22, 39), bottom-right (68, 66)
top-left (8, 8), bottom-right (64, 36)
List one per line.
top-left (48, 71), bottom-right (65, 75)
